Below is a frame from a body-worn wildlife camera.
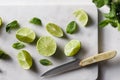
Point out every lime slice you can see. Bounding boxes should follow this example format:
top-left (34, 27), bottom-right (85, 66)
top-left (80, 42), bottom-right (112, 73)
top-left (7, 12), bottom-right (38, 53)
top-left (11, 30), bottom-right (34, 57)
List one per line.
top-left (17, 50), bottom-right (32, 69)
top-left (36, 36), bottom-right (57, 56)
top-left (73, 9), bottom-right (88, 26)
top-left (46, 23), bottom-right (63, 37)
top-left (16, 27), bottom-right (36, 43)
top-left (0, 17), bottom-right (2, 27)
top-left (64, 40), bottom-right (81, 56)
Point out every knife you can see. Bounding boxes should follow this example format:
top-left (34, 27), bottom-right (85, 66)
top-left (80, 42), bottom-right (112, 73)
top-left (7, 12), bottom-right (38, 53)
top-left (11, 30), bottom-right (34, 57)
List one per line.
top-left (41, 50), bottom-right (117, 77)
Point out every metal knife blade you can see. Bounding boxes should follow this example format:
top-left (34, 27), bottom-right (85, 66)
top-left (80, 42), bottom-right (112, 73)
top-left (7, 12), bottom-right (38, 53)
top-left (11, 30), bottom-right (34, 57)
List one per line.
top-left (41, 50), bottom-right (117, 77)
top-left (41, 59), bottom-right (81, 77)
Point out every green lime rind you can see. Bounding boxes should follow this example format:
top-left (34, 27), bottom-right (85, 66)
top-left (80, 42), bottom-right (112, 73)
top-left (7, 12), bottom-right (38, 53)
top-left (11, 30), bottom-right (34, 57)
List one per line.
top-left (64, 40), bottom-right (81, 57)
top-left (73, 9), bottom-right (88, 27)
top-left (36, 36), bottom-right (57, 56)
top-left (16, 27), bottom-right (36, 43)
top-left (17, 50), bottom-right (32, 69)
top-left (46, 23), bottom-right (63, 37)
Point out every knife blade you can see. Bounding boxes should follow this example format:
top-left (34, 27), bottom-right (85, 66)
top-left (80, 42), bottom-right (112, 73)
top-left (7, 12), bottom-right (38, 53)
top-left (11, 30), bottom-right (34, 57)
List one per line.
top-left (41, 50), bottom-right (117, 77)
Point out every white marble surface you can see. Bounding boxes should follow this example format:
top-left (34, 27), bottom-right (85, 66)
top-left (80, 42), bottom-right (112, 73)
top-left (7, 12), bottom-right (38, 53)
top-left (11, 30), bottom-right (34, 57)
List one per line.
top-left (0, 0), bottom-right (118, 80)
top-left (0, 0), bottom-right (92, 5)
top-left (0, 4), bottom-right (98, 80)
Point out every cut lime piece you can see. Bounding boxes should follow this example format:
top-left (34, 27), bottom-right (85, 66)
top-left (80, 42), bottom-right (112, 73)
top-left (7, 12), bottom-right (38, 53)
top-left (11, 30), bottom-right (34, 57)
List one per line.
top-left (36, 36), bottom-right (57, 56)
top-left (46, 23), bottom-right (63, 37)
top-left (73, 9), bottom-right (88, 26)
top-left (64, 40), bottom-right (81, 56)
top-left (17, 50), bottom-right (32, 69)
top-left (0, 17), bottom-right (2, 27)
top-left (16, 27), bottom-right (36, 43)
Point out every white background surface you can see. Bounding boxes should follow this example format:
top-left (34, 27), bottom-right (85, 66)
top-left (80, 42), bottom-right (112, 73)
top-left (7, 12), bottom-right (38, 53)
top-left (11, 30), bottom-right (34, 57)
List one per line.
top-left (0, 0), bottom-right (118, 80)
top-left (0, 2), bottom-right (98, 80)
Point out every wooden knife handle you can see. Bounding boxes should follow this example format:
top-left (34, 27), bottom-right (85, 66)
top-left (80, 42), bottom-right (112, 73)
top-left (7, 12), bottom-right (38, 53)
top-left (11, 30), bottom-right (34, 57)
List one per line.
top-left (79, 50), bottom-right (117, 67)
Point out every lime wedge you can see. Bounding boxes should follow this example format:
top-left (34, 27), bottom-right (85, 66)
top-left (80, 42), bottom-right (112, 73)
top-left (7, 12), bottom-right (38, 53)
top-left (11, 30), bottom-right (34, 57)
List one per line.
top-left (64, 40), bottom-right (81, 56)
top-left (0, 17), bottom-right (2, 27)
top-left (73, 9), bottom-right (88, 26)
top-left (17, 50), bottom-right (32, 69)
top-left (16, 27), bottom-right (36, 43)
top-left (36, 36), bottom-right (57, 56)
top-left (46, 23), bottom-right (63, 37)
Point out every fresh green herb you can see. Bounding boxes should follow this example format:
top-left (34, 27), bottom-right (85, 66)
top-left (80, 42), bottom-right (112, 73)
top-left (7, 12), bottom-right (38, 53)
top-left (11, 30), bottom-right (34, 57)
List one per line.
top-left (12, 42), bottom-right (25, 49)
top-left (30, 17), bottom-right (42, 25)
top-left (6, 20), bottom-right (20, 32)
top-left (93, 0), bottom-right (120, 31)
top-left (0, 49), bottom-right (8, 59)
top-left (92, 0), bottom-right (111, 8)
top-left (66, 21), bottom-right (77, 34)
top-left (39, 59), bottom-right (52, 66)
top-left (0, 17), bottom-right (2, 27)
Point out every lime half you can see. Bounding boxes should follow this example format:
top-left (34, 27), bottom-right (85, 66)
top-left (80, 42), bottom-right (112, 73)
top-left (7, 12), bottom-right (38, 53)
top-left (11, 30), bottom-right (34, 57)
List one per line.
top-left (64, 40), bottom-right (81, 56)
top-left (0, 17), bottom-right (2, 27)
top-left (16, 27), bottom-right (36, 43)
top-left (36, 36), bottom-right (57, 56)
top-left (46, 23), bottom-right (63, 37)
top-left (73, 9), bottom-right (88, 26)
top-left (17, 50), bottom-right (32, 69)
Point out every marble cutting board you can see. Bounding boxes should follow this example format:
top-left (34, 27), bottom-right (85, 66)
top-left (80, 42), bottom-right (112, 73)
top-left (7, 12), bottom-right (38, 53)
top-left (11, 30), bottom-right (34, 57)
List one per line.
top-left (0, 4), bottom-right (98, 80)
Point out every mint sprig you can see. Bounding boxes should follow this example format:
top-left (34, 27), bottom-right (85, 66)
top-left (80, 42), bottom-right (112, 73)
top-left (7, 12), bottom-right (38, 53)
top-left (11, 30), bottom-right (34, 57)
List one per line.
top-left (6, 20), bottom-right (20, 32)
top-left (93, 0), bottom-right (120, 31)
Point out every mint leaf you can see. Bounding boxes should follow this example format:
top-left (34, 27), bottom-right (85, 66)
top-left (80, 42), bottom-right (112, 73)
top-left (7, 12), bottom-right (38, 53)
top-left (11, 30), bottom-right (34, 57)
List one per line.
top-left (104, 3), bottom-right (116, 18)
top-left (0, 49), bottom-right (9, 59)
top-left (109, 20), bottom-right (118, 27)
top-left (12, 42), bottom-right (25, 49)
top-left (6, 20), bottom-right (20, 32)
top-left (92, 0), bottom-right (105, 8)
top-left (66, 21), bottom-right (77, 34)
top-left (99, 20), bottom-right (110, 28)
top-left (93, 0), bottom-right (120, 31)
top-left (39, 59), bottom-right (52, 66)
top-left (117, 22), bottom-right (120, 31)
top-left (104, 0), bottom-right (112, 5)
top-left (30, 17), bottom-right (42, 25)
top-left (99, 19), bottom-right (118, 28)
